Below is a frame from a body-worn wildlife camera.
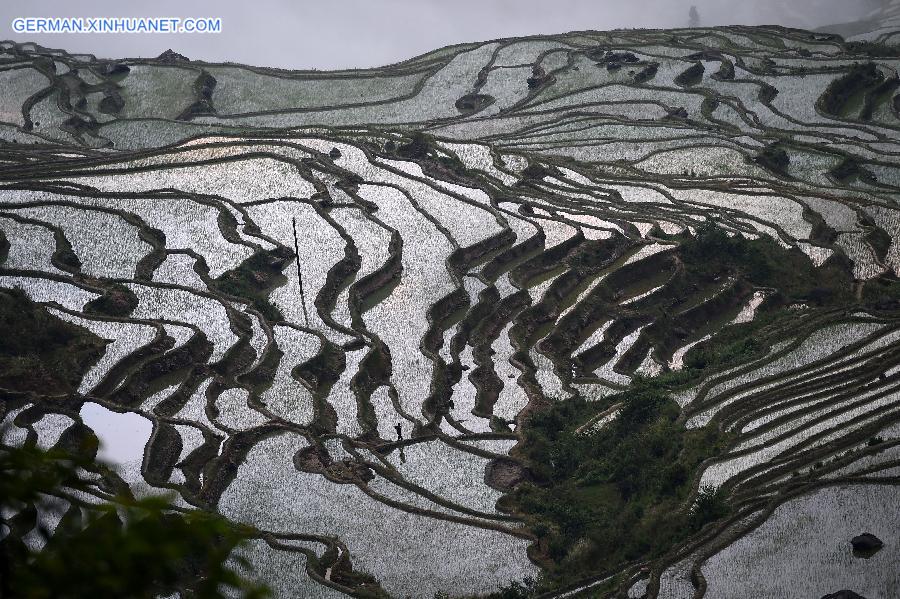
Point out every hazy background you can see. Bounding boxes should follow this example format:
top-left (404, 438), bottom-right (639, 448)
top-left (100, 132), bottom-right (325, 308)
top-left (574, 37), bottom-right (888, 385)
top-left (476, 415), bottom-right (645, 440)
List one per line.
top-left (1, 0), bottom-right (887, 70)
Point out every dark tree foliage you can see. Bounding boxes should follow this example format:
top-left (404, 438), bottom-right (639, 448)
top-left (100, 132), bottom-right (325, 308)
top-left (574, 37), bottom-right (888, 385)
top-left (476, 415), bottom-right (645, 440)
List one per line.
top-left (0, 228), bottom-right (9, 263)
top-left (758, 83), bottom-right (779, 104)
top-left (211, 248), bottom-right (293, 321)
top-left (819, 62), bottom-right (884, 116)
top-left (689, 485), bottom-right (729, 530)
top-left (0, 289), bottom-right (266, 597)
top-left (0, 287), bottom-right (107, 394)
top-left (752, 142), bottom-right (790, 175)
top-left (521, 163), bottom-right (549, 180)
top-left (84, 284), bottom-right (140, 317)
top-left (436, 578), bottom-right (538, 599)
top-left (675, 61), bottom-right (705, 86)
top-left (633, 62), bottom-right (659, 83)
top-left (844, 41), bottom-right (900, 58)
top-left (396, 131), bottom-right (430, 159)
top-left (678, 222), bottom-right (854, 305)
top-left (829, 158), bottom-right (878, 184)
top-left (0, 441), bottom-right (268, 599)
top-left (511, 380), bottom-right (732, 585)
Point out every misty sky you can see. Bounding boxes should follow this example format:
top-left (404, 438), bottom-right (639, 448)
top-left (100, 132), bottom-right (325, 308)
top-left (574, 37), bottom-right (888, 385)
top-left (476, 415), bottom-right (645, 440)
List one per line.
top-left (2, 0), bottom-right (884, 70)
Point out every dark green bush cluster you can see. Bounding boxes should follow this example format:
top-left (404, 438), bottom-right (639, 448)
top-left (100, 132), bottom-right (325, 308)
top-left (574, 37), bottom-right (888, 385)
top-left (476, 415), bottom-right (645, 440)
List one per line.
top-left (506, 222), bottom-right (881, 588)
top-left (633, 62), bottom-right (659, 83)
top-left (435, 579), bottom-right (537, 599)
top-left (84, 284), bottom-right (139, 317)
top-left (866, 226), bottom-right (892, 262)
top-left (521, 163), bottom-right (549, 180)
top-left (0, 287), bottom-right (106, 393)
top-left (679, 223), bottom-right (853, 305)
top-left (860, 275), bottom-right (900, 310)
top-left (512, 380), bottom-right (731, 584)
top-left (752, 142), bottom-right (789, 175)
top-left (675, 224), bottom-right (858, 371)
top-left (689, 485), bottom-right (729, 529)
top-left (829, 158), bottom-right (878, 183)
top-left (396, 131), bottom-right (430, 159)
top-left (684, 323), bottom-right (766, 371)
top-left (675, 61), bottom-right (705, 86)
top-left (819, 62), bottom-right (883, 116)
top-left (844, 41), bottom-right (900, 58)
top-left (860, 76), bottom-right (899, 120)
top-left (758, 82), bottom-right (779, 104)
top-left (211, 249), bottom-right (291, 321)
top-left (0, 228), bottom-right (9, 263)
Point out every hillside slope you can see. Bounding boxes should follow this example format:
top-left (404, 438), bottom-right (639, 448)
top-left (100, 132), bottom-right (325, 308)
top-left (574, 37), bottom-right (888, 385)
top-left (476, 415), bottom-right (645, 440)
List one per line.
top-left (1, 20), bottom-right (899, 599)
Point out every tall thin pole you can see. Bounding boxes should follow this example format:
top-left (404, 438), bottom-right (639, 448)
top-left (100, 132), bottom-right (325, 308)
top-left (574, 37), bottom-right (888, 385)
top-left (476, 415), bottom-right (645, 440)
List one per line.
top-left (292, 217), bottom-right (310, 327)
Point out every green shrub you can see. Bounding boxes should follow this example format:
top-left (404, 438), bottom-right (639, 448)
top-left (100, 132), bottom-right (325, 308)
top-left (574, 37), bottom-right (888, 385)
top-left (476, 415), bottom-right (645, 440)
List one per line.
top-left (752, 142), bottom-right (789, 175)
top-left (675, 62), bottom-right (704, 86)
top-left (0, 287), bottom-right (107, 393)
top-left (512, 380), bottom-right (732, 585)
top-left (844, 41), bottom-right (900, 58)
top-left (211, 249), bottom-right (291, 321)
top-left (689, 485), bottom-right (729, 530)
top-left (819, 62), bottom-right (883, 116)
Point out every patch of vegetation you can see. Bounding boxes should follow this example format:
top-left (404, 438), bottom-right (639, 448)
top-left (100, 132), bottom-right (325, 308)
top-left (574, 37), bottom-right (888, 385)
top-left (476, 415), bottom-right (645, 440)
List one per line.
top-left (714, 59), bottom-right (735, 80)
top-left (520, 163), bottom-right (549, 181)
top-left (633, 62), bottom-right (659, 84)
top-left (844, 41), bottom-right (900, 58)
top-left (679, 223), bottom-right (853, 305)
top-left (675, 224), bottom-right (857, 370)
top-left (84, 283), bottom-right (139, 317)
top-left (0, 287), bottom-right (107, 394)
top-left (674, 61), bottom-right (705, 86)
top-left (454, 94), bottom-right (494, 114)
top-left (860, 75), bottom-right (899, 120)
top-left (752, 142), bottom-right (790, 176)
top-left (829, 157), bottom-right (878, 184)
top-left (53, 247), bottom-right (81, 271)
top-left (177, 70), bottom-right (217, 120)
top-left (505, 224), bottom-right (871, 589)
top-left (758, 82), bottom-right (778, 104)
top-left (866, 226), bottom-right (892, 263)
top-left (434, 153), bottom-right (468, 176)
top-left (388, 132), bottom-right (470, 180)
top-left (649, 222), bottom-right (895, 377)
top-left (307, 545), bottom-right (387, 598)
top-left (396, 131), bottom-right (430, 159)
top-left (860, 275), bottom-right (900, 311)
top-left (439, 579), bottom-right (538, 599)
top-left (98, 91), bottom-right (125, 115)
top-left (527, 65), bottom-right (550, 89)
top-left (0, 228), bottom-right (9, 264)
top-left (510, 379), bottom-right (732, 586)
top-left (819, 62), bottom-right (884, 116)
top-left (681, 314), bottom-right (785, 372)
top-left (211, 249), bottom-right (292, 322)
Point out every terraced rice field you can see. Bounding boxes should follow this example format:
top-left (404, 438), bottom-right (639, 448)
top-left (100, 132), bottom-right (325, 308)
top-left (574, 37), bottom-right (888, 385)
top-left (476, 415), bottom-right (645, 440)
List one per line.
top-left (2, 5), bottom-right (900, 598)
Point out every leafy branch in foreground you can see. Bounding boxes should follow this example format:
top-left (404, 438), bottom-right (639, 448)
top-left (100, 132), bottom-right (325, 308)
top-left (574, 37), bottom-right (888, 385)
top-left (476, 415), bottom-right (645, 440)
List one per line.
top-left (0, 439), bottom-right (269, 599)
